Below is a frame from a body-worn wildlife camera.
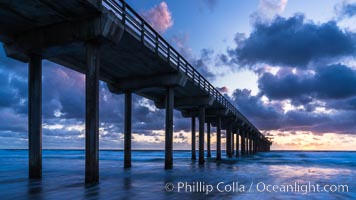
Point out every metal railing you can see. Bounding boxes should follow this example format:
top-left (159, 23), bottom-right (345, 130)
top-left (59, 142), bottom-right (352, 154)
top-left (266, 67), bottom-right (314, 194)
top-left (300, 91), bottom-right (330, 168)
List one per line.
top-left (102, 0), bottom-right (267, 140)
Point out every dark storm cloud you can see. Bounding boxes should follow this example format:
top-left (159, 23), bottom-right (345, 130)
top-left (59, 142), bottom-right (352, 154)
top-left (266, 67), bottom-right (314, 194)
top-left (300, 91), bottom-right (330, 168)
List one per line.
top-left (41, 64), bottom-right (85, 119)
top-left (311, 111), bottom-right (356, 134)
top-left (228, 14), bottom-right (356, 68)
top-left (231, 88), bottom-right (356, 134)
top-left (0, 108), bottom-right (27, 133)
top-left (231, 89), bottom-right (283, 130)
top-left (192, 48), bottom-right (216, 80)
top-left (283, 110), bottom-right (329, 129)
top-left (258, 64), bottom-right (356, 101)
top-left (0, 50), bottom-right (28, 113)
top-left (0, 71), bottom-right (26, 108)
top-left (326, 97), bottom-right (356, 111)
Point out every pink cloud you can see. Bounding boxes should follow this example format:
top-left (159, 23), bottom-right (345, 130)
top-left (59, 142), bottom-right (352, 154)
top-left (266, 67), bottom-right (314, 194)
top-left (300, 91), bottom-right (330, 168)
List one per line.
top-left (217, 86), bottom-right (229, 93)
top-left (260, 0), bottom-right (288, 13)
top-left (142, 2), bottom-right (173, 34)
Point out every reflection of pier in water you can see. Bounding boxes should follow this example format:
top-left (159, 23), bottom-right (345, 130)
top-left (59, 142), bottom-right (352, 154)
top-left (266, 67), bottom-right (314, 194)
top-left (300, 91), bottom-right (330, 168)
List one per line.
top-left (0, 0), bottom-right (272, 184)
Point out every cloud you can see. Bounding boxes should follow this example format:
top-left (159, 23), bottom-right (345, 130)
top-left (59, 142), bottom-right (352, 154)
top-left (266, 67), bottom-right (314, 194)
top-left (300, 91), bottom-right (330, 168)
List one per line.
top-left (268, 131), bottom-right (356, 150)
top-left (231, 89), bottom-right (283, 130)
top-left (193, 48), bottom-right (216, 80)
top-left (217, 86), bottom-right (229, 93)
top-left (170, 33), bottom-right (193, 60)
top-left (230, 87), bottom-right (356, 135)
top-left (258, 64), bottom-right (356, 101)
top-left (336, 1), bottom-right (356, 18)
top-left (228, 14), bottom-right (356, 68)
top-left (325, 97), bottom-right (356, 111)
top-left (170, 34), bottom-right (216, 80)
top-left (258, 0), bottom-right (288, 17)
top-left (142, 2), bottom-right (173, 34)
top-left (0, 108), bottom-right (27, 133)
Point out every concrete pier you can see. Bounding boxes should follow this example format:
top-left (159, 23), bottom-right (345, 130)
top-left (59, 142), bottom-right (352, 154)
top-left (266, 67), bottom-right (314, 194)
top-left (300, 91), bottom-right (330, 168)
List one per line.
top-left (207, 123), bottom-right (211, 158)
top-left (28, 54), bottom-right (42, 179)
top-left (85, 41), bottom-right (100, 184)
top-left (253, 134), bottom-right (257, 154)
top-left (191, 117), bottom-right (196, 160)
top-left (236, 129), bottom-right (239, 157)
top-left (249, 131), bottom-right (253, 154)
top-left (231, 131), bottom-right (235, 156)
top-left (124, 92), bottom-right (132, 168)
top-left (226, 127), bottom-right (232, 158)
top-left (216, 116), bottom-right (222, 160)
top-left (165, 87), bottom-right (174, 169)
top-left (246, 131), bottom-right (250, 155)
top-left (199, 107), bottom-right (205, 165)
top-left (241, 130), bottom-right (246, 155)
top-left (0, 0), bottom-right (272, 183)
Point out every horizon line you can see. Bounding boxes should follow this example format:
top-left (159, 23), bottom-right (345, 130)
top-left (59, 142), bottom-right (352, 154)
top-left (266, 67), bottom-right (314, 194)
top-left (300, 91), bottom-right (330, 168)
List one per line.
top-left (1, 149), bottom-right (355, 152)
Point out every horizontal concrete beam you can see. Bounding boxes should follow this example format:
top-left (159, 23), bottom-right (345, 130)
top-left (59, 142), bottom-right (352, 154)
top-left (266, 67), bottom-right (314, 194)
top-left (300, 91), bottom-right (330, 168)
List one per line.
top-left (108, 72), bottom-right (187, 94)
top-left (3, 8), bottom-right (124, 62)
top-left (181, 108), bottom-right (228, 118)
top-left (155, 96), bottom-right (214, 109)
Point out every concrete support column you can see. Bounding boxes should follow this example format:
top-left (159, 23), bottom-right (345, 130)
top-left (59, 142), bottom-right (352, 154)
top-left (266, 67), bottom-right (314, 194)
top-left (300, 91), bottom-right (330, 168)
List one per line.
top-left (264, 143), bottom-right (267, 152)
top-left (231, 131), bottom-right (235, 157)
top-left (253, 135), bottom-right (257, 154)
top-left (216, 116), bottom-right (221, 161)
top-left (28, 54), bottom-right (42, 179)
top-left (198, 107), bottom-right (205, 165)
top-left (191, 117), bottom-right (196, 160)
top-left (236, 129), bottom-right (239, 157)
top-left (265, 143), bottom-right (267, 152)
top-left (207, 122), bottom-right (211, 158)
top-left (85, 41), bottom-right (100, 184)
top-left (226, 126), bottom-right (232, 158)
top-left (249, 132), bottom-right (253, 154)
top-left (165, 87), bottom-right (174, 169)
top-left (241, 130), bottom-right (245, 155)
top-left (246, 132), bottom-right (250, 155)
top-left (124, 92), bottom-right (132, 168)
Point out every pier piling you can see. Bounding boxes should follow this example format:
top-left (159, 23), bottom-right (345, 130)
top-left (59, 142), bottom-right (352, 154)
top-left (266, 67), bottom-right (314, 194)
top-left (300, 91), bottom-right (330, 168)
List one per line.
top-left (191, 117), bottom-right (196, 160)
top-left (28, 54), bottom-right (42, 179)
top-left (124, 92), bottom-right (132, 168)
top-left (216, 116), bottom-right (222, 160)
top-left (85, 41), bottom-right (100, 184)
top-left (198, 107), bottom-right (205, 165)
top-left (207, 123), bottom-right (211, 158)
top-left (165, 87), bottom-right (174, 169)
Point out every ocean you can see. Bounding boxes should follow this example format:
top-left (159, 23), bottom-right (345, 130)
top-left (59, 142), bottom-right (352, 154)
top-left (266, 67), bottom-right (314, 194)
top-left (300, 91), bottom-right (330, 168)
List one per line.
top-left (0, 150), bottom-right (355, 200)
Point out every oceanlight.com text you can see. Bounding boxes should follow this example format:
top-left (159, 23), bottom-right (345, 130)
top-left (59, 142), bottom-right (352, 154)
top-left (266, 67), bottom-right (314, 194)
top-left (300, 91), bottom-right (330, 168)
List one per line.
top-left (164, 181), bottom-right (349, 195)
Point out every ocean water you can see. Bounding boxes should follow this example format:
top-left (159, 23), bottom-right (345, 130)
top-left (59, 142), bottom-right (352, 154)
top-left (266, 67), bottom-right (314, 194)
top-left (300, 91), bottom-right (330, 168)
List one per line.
top-left (0, 150), bottom-right (355, 200)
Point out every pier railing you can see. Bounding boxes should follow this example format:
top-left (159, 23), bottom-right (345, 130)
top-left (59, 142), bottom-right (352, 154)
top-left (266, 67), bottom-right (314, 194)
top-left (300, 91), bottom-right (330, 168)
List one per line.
top-left (103, 0), bottom-right (260, 135)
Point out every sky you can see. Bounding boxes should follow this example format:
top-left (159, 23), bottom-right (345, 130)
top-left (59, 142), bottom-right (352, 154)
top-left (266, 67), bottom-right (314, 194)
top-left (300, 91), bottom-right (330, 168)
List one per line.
top-left (1, 0), bottom-right (356, 150)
